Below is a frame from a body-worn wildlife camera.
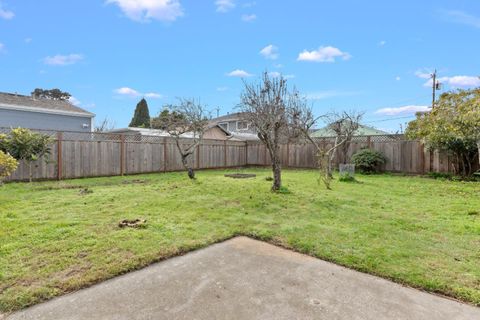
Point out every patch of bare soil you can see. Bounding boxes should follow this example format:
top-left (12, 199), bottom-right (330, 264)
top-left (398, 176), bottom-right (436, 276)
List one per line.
top-left (224, 173), bottom-right (256, 179)
top-left (118, 219), bottom-right (147, 229)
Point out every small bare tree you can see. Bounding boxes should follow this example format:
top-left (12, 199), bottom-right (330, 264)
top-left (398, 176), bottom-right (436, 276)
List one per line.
top-left (292, 107), bottom-right (363, 189)
top-left (240, 72), bottom-right (309, 191)
top-left (151, 99), bottom-right (208, 179)
top-left (95, 117), bottom-right (116, 132)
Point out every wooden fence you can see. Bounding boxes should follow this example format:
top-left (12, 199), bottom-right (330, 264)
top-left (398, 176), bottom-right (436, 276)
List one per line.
top-left (2, 129), bottom-right (459, 182)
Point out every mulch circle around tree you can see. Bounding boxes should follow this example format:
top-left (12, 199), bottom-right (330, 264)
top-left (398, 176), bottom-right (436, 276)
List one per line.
top-left (118, 219), bottom-right (147, 229)
top-left (224, 173), bottom-right (257, 179)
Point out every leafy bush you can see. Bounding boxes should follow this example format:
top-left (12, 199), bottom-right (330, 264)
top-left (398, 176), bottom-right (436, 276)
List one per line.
top-left (0, 151), bottom-right (18, 183)
top-left (0, 128), bottom-right (53, 182)
top-left (351, 148), bottom-right (386, 173)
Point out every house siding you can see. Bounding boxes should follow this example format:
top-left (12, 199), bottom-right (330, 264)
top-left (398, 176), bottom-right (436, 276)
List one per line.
top-left (0, 108), bottom-right (93, 132)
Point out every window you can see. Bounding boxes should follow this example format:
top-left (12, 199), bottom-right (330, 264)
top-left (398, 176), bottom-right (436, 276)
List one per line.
top-left (218, 122), bottom-right (229, 131)
top-left (237, 121), bottom-right (249, 131)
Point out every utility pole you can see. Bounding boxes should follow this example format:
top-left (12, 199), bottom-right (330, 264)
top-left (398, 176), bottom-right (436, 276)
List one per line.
top-left (431, 69), bottom-right (437, 108)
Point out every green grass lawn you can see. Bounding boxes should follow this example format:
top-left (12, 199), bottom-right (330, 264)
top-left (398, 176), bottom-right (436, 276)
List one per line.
top-left (1, 168), bottom-right (479, 313)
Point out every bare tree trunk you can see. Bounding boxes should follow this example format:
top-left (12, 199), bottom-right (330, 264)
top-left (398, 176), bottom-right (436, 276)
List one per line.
top-left (28, 162), bottom-right (32, 183)
top-left (477, 141), bottom-right (480, 167)
top-left (181, 155), bottom-right (195, 179)
top-left (272, 158), bottom-right (282, 191)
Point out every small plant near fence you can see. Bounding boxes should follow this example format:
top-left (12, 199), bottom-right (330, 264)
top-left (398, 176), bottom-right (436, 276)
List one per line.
top-left (351, 148), bottom-right (386, 174)
top-left (0, 150), bottom-right (18, 184)
top-left (0, 128), bottom-right (53, 182)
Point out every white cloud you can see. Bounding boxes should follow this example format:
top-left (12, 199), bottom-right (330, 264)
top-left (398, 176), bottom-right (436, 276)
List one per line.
top-left (24, 38), bottom-right (32, 44)
top-left (106, 0), bottom-right (183, 22)
top-left (68, 96), bottom-right (81, 106)
top-left (416, 70), bottom-right (480, 88)
top-left (44, 54), bottom-right (84, 66)
top-left (0, 42), bottom-right (5, 53)
top-left (241, 13), bottom-right (256, 22)
top-left (297, 46), bottom-right (351, 63)
top-left (114, 87), bottom-right (162, 98)
top-left (115, 87), bottom-right (141, 96)
top-left (395, 76), bottom-right (401, 81)
top-left (216, 86), bottom-right (228, 92)
top-left (0, 2), bottom-right (14, 20)
top-left (268, 72), bottom-right (295, 79)
top-left (378, 40), bottom-right (386, 46)
top-left (215, 0), bottom-right (235, 13)
top-left (145, 92), bottom-right (163, 98)
top-left (442, 10), bottom-right (480, 29)
top-left (375, 105), bottom-right (431, 116)
top-left (415, 69), bottom-right (432, 79)
top-left (259, 44), bottom-right (279, 60)
top-left (227, 69), bottom-right (253, 77)
top-left (437, 76), bottom-right (480, 88)
top-left (306, 90), bottom-right (360, 100)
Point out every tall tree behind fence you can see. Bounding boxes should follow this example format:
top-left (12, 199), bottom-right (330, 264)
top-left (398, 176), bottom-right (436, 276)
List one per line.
top-left (1, 128), bottom-right (459, 182)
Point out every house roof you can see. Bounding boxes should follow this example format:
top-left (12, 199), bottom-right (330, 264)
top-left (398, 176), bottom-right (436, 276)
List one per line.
top-left (311, 124), bottom-right (389, 137)
top-left (0, 92), bottom-right (94, 117)
top-left (108, 124), bottom-right (234, 139)
top-left (209, 112), bottom-right (248, 124)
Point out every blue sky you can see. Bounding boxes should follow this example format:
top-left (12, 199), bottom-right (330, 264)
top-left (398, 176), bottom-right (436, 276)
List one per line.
top-left (0, 0), bottom-right (479, 132)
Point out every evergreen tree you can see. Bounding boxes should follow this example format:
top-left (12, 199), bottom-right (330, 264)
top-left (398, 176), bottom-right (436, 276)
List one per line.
top-left (129, 98), bottom-right (151, 128)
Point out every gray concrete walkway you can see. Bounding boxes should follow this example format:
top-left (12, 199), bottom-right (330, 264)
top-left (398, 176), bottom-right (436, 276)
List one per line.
top-left (6, 237), bottom-right (480, 320)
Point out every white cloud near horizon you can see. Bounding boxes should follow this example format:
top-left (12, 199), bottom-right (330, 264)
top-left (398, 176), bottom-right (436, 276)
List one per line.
top-left (375, 105), bottom-right (431, 116)
top-left (106, 0), bottom-right (183, 22)
top-left (114, 87), bottom-right (163, 98)
top-left (68, 96), bottom-right (81, 106)
top-left (0, 42), bottom-right (5, 53)
top-left (215, 0), bottom-right (235, 13)
top-left (259, 45), bottom-right (279, 60)
top-left (0, 2), bottom-right (14, 20)
top-left (227, 69), bottom-right (253, 77)
top-left (216, 86), bottom-right (228, 92)
top-left (241, 13), bottom-right (256, 22)
top-left (415, 70), bottom-right (480, 88)
top-left (378, 40), bottom-right (386, 46)
top-left (442, 10), bottom-right (480, 29)
top-left (297, 46), bottom-right (351, 63)
top-left (44, 54), bottom-right (84, 66)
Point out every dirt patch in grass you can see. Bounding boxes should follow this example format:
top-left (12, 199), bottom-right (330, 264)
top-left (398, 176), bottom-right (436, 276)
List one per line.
top-left (224, 173), bottom-right (256, 179)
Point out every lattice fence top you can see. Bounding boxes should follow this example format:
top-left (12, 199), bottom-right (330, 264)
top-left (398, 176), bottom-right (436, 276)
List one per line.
top-left (1, 128), bottom-right (408, 144)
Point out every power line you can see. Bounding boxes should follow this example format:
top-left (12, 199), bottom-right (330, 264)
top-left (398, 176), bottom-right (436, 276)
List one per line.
top-left (365, 115), bottom-right (415, 123)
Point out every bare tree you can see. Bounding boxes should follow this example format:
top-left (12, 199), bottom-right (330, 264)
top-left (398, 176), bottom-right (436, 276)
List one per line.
top-left (151, 99), bottom-right (208, 179)
top-left (95, 117), bottom-right (116, 132)
top-left (291, 107), bottom-right (363, 189)
top-left (240, 72), bottom-right (310, 191)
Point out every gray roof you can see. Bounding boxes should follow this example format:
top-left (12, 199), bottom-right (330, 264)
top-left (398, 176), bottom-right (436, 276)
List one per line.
top-left (210, 112), bottom-right (248, 123)
top-left (0, 92), bottom-right (94, 117)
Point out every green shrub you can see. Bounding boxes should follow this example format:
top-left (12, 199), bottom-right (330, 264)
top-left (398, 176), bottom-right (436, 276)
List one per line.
top-left (0, 151), bottom-right (18, 183)
top-left (351, 148), bottom-right (386, 174)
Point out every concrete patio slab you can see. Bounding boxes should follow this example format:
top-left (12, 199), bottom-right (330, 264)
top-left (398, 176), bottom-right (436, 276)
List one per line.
top-left (6, 236), bottom-right (480, 320)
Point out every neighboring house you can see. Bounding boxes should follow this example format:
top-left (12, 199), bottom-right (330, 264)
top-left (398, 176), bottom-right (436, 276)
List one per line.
top-left (109, 124), bottom-right (237, 141)
top-left (209, 112), bottom-right (259, 141)
top-left (0, 92), bottom-right (95, 132)
top-left (311, 124), bottom-right (390, 138)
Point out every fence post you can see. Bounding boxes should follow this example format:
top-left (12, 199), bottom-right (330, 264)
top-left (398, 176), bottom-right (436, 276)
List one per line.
top-left (120, 134), bottom-right (125, 176)
top-left (286, 143), bottom-right (290, 168)
top-left (367, 136), bottom-right (372, 148)
top-left (57, 132), bottom-right (63, 180)
top-left (163, 137), bottom-right (167, 172)
top-left (224, 140), bottom-right (228, 167)
top-left (245, 141), bottom-right (248, 166)
top-left (196, 143), bottom-right (200, 169)
top-left (419, 142), bottom-right (425, 174)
